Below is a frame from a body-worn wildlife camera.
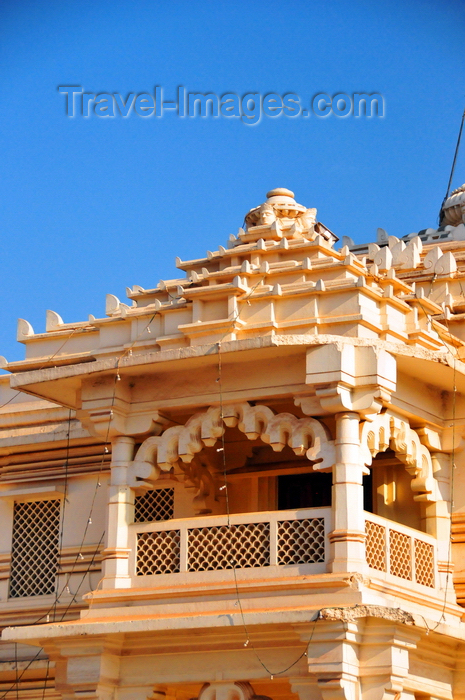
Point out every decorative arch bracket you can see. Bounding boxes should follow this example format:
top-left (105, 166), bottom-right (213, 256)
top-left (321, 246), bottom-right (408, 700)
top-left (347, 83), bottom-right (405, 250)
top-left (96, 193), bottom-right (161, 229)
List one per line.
top-left (127, 401), bottom-right (336, 487)
top-left (360, 412), bottom-right (441, 502)
top-left (196, 682), bottom-right (272, 700)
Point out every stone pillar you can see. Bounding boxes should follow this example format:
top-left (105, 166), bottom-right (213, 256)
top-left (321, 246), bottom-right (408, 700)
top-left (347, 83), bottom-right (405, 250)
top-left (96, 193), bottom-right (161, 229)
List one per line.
top-left (290, 677), bottom-right (321, 700)
top-left (54, 641), bottom-right (122, 700)
top-left (330, 412), bottom-right (366, 573)
top-left (418, 452), bottom-right (454, 599)
top-left (102, 436), bottom-right (136, 589)
top-left (299, 619), bottom-right (360, 700)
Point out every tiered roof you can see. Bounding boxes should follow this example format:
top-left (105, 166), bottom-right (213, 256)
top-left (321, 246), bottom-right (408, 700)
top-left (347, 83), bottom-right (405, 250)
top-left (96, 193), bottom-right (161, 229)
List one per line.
top-left (4, 186), bottom-right (465, 378)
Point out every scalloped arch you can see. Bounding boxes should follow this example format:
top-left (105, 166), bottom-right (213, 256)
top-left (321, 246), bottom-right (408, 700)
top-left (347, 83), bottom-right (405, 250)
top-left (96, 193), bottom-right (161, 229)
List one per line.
top-left (360, 412), bottom-right (440, 502)
top-left (128, 401), bottom-right (336, 486)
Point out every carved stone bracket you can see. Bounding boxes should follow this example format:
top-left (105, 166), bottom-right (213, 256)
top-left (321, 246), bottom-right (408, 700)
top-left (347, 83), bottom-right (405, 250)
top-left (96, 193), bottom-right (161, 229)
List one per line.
top-left (360, 412), bottom-right (441, 502)
top-left (301, 345), bottom-right (397, 418)
top-left (128, 402), bottom-right (336, 488)
top-left (196, 682), bottom-right (271, 700)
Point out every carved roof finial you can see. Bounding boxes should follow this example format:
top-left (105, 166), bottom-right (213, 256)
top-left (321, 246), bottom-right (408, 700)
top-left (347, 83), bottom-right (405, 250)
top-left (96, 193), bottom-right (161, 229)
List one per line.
top-left (266, 187), bottom-right (295, 201)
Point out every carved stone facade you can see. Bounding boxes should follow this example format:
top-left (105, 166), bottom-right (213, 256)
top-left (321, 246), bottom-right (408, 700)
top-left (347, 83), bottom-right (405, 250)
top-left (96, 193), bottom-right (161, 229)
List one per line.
top-left (2, 187), bottom-right (465, 699)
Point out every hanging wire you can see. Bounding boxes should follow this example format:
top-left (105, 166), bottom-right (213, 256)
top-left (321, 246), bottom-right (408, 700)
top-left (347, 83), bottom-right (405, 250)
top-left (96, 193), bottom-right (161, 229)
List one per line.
top-left (14, 643), bottom-right (18, 700)
top-left (1, 311), bottom-right (161, 698)
top-left (413, 291), bottom-right (459, 630)
top-left (204, 259), bottom-right (322, 674)
top-left (439, 106), bottom-right (465, 224)
top-left (49, 311), bottom-right (159, 616)
top-left (0, 326), bottom-right (83, 411)
top-left (51, 409), bottom-right (72, 623)
top-left (216, 341), bottom-right (319, 676)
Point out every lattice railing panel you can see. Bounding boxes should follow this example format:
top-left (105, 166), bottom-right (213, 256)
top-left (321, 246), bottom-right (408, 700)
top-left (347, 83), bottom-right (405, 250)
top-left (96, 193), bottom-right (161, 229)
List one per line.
top-left (414, 539), bottom-right (434, 587)
top-left (187, 523), bottom-right (270, 571)
top-left (366, 516), bottom-right (437, 588)
top-left (277, 518), bottom-right (325, 564)
top-left (389, 529), bottom-right (412, 580)
top-left (134, 488), bottom-right (174, 523)
top-left (365, 520), bottom-right (386, 572)
top-left (9, 500), bottom-right (61, 598)
top-left (136, 530), bottom-right (180, 575)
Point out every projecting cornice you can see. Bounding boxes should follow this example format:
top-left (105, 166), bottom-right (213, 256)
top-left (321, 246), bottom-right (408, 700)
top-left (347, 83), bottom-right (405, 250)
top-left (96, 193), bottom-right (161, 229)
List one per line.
top-left (6, 336), bottom-right (465, 426)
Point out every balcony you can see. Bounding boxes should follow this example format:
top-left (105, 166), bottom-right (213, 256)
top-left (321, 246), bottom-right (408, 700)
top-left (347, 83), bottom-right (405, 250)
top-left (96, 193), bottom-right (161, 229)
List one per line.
top-left (129, 507), bottom-right (332, 585)
top-left (127, 508), bottom-right (439, 591)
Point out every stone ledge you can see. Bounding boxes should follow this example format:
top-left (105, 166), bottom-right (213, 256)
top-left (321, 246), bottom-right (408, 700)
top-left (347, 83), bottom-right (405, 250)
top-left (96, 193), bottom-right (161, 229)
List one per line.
top-left (319, 604), bottom-right (415, 625)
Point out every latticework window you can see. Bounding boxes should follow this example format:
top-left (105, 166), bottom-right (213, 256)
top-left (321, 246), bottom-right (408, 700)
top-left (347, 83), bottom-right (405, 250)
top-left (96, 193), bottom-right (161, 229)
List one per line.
top-left (9, 500), bottom-right (61, 598)
top-left (134, 488), bottom-right (174, 523)
top-left (277, 518), bottom-right (325, 564)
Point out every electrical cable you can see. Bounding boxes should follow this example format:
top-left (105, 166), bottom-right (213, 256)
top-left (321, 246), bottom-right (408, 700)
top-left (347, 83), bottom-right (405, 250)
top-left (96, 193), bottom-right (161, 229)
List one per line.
top-left (216, 341), bottom-right (318, 677)
top-left (51, 409), bottom-right (72, 623)
top-left (1, 327), bottom-right (108, 697)
top-left (2, 306), bottom-right (160, 697)
top-left (203, 259), bottom-right (321, 675)
top-left (9, 237), bottom-right (459, 691)
top-left (414, 291), bottom-right (459, 630)
top-left (47, 311), bottom-right (159, 613)
top-left (0, 326), bottom-right (83, 411)
top-left (439, 107), bottom-right (465, 223)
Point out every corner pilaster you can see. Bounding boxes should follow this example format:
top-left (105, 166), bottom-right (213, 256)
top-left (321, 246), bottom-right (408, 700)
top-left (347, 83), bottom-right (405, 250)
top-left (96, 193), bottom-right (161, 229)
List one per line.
top-left (102, 436), bottom-right (136, 589)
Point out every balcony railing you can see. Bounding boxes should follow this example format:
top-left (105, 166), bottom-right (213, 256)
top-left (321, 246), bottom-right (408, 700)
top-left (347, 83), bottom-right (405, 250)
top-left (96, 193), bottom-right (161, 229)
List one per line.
top-left (128, 508), bottom-right (437, 589)
top-left (365, 511), bottom-right (436, 588)
top-left (129, 507), bottom-right (332, 582)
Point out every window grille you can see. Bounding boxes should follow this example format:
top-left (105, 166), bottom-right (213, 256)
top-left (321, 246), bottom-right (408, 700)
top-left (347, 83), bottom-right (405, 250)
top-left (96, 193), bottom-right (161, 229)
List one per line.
top-left (9, 500), bottom-right (61, 598)
top-left (134, 488), bottom-right (174, 523)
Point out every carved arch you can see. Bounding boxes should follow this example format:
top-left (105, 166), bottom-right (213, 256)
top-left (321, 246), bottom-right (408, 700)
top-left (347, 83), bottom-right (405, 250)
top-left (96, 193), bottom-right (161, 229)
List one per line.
top-left (128, 401), bottom-right (336, 487)
top-left (360, 412), bottom-right (440, 502)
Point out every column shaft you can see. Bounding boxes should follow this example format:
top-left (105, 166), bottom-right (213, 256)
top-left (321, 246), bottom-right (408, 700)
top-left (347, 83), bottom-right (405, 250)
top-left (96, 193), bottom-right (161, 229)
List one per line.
top-left (103, 436), bottom-right (136, 589)
top-left (330, 411), bottom-right (366, 573)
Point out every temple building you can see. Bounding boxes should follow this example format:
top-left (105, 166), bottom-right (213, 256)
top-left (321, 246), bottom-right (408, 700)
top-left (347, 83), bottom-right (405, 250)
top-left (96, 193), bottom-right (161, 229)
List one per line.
top-left (2, 185), bottom-right (465, 700)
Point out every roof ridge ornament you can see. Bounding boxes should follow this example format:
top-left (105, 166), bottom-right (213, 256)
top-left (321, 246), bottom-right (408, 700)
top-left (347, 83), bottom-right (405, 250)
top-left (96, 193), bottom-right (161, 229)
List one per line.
top-left (240, 187), bottom-right (334, 246)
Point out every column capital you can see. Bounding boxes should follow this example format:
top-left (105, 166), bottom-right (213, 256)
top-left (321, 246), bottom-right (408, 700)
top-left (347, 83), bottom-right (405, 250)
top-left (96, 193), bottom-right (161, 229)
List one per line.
top-left (302, 343), bottom-right (396, 417)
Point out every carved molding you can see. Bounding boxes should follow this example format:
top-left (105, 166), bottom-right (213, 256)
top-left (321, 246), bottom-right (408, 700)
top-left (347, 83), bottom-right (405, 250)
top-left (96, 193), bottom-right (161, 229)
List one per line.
top-left (128, 402), bottom-right (336, 487)
top-left (360, 412), bottom-right (441, 502)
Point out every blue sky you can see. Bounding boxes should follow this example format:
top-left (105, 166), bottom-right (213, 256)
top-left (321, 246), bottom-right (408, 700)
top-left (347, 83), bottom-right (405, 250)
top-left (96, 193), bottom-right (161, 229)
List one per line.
top-left (1, 0), bottom-right (465, 365)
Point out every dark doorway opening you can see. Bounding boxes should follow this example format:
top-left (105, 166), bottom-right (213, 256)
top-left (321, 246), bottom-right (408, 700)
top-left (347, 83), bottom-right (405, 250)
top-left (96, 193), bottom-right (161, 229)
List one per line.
top-left (363, 470), bottom-right (373, 513)
top-left (278, 471), bottom-right (332, 510)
